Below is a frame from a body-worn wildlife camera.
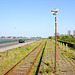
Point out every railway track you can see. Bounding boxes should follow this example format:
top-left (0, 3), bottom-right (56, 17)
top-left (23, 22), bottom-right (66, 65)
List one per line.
top-left (4, 41), bottom-right (46, 75)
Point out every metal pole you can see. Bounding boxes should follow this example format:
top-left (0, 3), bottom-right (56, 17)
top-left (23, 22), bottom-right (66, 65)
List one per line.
top-left (55, 16), bottom-right (57, 70)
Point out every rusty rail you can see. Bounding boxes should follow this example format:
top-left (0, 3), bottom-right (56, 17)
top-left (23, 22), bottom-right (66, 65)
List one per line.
top-left (4, 42), bottom-right (42, 75)
top-left (26, 42), bottom-right (45, 75)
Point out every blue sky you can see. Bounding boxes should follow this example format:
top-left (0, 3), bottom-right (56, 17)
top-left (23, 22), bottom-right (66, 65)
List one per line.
top-left (0, 0), bottom-right (75, 37)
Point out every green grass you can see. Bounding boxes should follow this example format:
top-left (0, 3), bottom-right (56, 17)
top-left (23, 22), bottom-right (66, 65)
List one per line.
top-left (60, 69), bottom-right (68, 72)
top-left (68, 46), bottom-right (75, 51)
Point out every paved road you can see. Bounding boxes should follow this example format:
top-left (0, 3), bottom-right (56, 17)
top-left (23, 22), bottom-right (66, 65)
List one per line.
top-left (0, 40), bottom-right (35, 52)
top-left (0, 42), bottom-right (19, 48)
top-left (0, 40), bottom-right (31, 48)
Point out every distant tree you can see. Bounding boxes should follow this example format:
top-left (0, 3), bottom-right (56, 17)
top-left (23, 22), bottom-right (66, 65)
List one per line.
top-left (19, 36), bottom-right (22, 38)
top-left (1, 36), bottom-right (5, 39)
top-left (48, 36), bottom-right (53, 39)
top-left (8, 36), bottom-right (11, 39)
top-left (31, 37), bottom-right (36, 39)
top-left (13, 36), bottom-right (16, 39)
top-left (17, 37), bottom-right (20, 39)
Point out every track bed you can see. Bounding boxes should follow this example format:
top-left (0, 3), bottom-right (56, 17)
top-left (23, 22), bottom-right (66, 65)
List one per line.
top-left (4, 41), bottom-right (46, 75)
top-left (38, 39), bottom-right (75, 75)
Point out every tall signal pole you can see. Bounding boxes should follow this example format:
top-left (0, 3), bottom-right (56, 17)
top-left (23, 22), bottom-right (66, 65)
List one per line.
top-left (51, 8), bottom-right (59, 70)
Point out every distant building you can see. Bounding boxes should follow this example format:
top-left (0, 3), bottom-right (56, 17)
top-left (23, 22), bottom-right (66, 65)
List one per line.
top-left (57, 33), bottom-right (60, 38)
top-left (73, 30), bottom-right (75, 36)
top-left (72, 36), bottom-right (75, 38)
top-left (68, 30), bottom-right (71, 35)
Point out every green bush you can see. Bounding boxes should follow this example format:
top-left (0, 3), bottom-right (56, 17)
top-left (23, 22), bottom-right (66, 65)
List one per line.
top-left (58, 34), bottom-right (75, 44)
top-left (59, 38), bottom-right (75, 44)
top-left (59, 35), bottom-right (72, 40)
top-left (48, 36), bottom-right (53, 39)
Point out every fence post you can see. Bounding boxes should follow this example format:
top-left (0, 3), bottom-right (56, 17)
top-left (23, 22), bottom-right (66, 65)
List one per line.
top-left (60, 42), bottom-right (61, 48)
top-left (66, 44), bottom-right (68, 51)
top-left (63, 43), bottom-right (65, 50)
top-left (5, 50), bottom-right (8, 56)
top-left (0, 54), bottom-right (1, 57)
top-left (59, 42), bottom-right (60, 47)
top-left (61, 42), bottom-right (62, 49)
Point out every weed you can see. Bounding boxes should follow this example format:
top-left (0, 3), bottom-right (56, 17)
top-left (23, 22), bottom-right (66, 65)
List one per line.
top-left (61, 70), bottom-right (68, 72)
top-left (61, 62), bottom-right (63, 64)
top-left (26, 48), bottom-right (29, 50)
top-left (45, 68), bottom-right (50, 73)
top-left (46, 61), bottom-right (50, 66)
top-left (18, 47), bottom-right (21, 49)
top-left (39, 67), bottom-right (45, 74)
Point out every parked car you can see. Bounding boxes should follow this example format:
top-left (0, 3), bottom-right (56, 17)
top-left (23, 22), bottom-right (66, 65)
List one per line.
top-left (19, 39), bottom-right (25, 43)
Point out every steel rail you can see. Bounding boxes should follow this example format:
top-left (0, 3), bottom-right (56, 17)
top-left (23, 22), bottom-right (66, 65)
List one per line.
top-left (26, 42), bottom-right (45, 75)
top-left (4, 42), bottom-right (42, 75)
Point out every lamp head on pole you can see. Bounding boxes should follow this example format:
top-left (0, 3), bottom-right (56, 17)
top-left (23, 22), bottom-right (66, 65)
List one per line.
top-left (51, 8), bottom-right (59, 17)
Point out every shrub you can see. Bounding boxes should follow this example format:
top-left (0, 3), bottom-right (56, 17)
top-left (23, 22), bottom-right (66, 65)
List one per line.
top-left (48, 36), bottom-right (53, 39)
